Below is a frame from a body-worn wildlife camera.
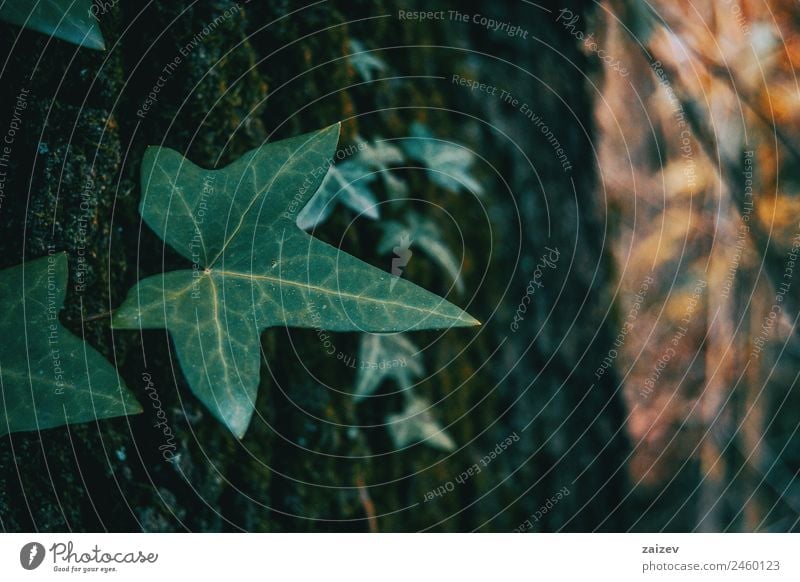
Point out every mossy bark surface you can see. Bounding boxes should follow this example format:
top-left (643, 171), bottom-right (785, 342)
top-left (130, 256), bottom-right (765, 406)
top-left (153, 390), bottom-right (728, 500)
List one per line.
top-left (0, 0), bottom-right (631, 532)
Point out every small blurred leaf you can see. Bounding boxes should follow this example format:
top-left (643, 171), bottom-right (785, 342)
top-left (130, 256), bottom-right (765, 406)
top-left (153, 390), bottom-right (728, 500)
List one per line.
top-left (359, 138), bottom-right (405, 167)
top-left (354, 333), bottom-right (425, 400)
top-left (379, 212), bottom-right (465, 293)
top-left (296, 160), bottom-right (380, 230)
top-left (386, 395), bottom-right (456, 452)
top-left (297, 137), bottom-right (409, 229)
top-left (401, 122), bottom-right (483, 195)
top-left (358, 138), bottom-right (409, 198)
top-left (348, 39), bottom-right (386, 82)
top-left (0, 0), bottom-right (106, 50)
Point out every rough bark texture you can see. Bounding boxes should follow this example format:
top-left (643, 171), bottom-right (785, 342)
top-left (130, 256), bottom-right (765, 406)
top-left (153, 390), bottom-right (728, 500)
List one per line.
top-left (0, 0), bottom-right (631, 532)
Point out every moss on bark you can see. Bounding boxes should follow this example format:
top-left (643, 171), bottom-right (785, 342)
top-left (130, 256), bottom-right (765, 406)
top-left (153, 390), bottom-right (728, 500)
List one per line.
top-left (0, 0), bottom-right (630, 532)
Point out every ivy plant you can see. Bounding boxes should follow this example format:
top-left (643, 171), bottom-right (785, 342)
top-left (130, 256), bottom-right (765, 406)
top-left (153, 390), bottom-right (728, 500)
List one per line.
top-left (401, 122), bottom-right (483, 196)
top-left (353, 333), bottom-right (455, 452)
top-left (0, 253), bottom-right (141, 436)
top-left (353, 333), bottom-right (423, 401)
top-left (297, 137), bottom-right (406, 230)
top-left (112, 124), bottom-right (479, 438)
top-left (386, 395), bottom-right (456, 452)
top-left (378, 211), bottom-right (465, 294)
top-left (0, 0), bottom-right (105, 50)
top-left (348, 39), bottom-right (386, 82)
top-left (296, 156), bottom-right (380, 230)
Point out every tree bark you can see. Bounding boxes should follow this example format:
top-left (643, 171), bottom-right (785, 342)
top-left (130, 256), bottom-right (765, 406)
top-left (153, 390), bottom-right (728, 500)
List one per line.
top-left (0, 0), bottom-right (630, 532)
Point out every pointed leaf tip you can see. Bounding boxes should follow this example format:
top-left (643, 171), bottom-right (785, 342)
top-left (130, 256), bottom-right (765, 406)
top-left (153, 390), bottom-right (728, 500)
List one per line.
top-left (0, 0), bottom-right (107, 51)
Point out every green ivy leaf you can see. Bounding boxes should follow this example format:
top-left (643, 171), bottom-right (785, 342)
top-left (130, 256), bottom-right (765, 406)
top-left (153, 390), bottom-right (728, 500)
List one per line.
top-left (113, 124), bottom-right (479, 438)
top-left (296, 160), bottom-right (380, 230)
top-left (0, 254), bottom-right (141, 436)
top-left (386, 395), bottom-right (455, 452)
top-left (353, 333), bottom-right (424, 401)
top-left (357, 137), bottom-right (408, 198)
top-left (296, 137), bottom-right (407, 230)
top-left (402, 122), bottom-right (483, 195)
top-left (348, 39), bottom-right (386, 82)
top-left (378, 211), bottom-right (465, 294)
top-left (0, 0), bottom-right (106, 50)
